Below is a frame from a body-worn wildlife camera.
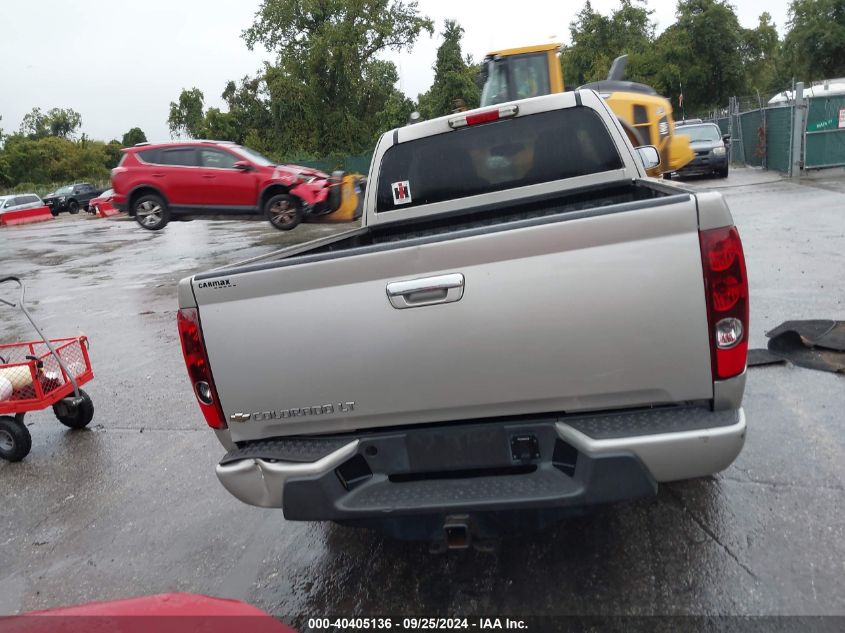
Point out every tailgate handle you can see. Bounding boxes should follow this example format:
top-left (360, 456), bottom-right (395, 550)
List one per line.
top-left (386, 273), bottom-right (464, 309)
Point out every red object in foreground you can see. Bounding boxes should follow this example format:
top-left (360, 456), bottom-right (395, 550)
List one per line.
top-left (0, 593), bottom-right (297, 633)
top-left (699, 225), bottom-right (749, 380)
top-left (0, 206), bottom-right (54, 226)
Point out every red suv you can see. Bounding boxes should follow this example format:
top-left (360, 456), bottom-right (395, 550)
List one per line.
top-left (111, 141), bottom-right (333, 231)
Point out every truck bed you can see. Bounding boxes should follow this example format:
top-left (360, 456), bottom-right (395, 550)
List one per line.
top-left (201, 180), bottom-right (682, 278)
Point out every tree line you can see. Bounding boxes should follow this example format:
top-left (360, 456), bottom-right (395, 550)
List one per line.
top-left (0, 107), bottom-right (147, 192)
top-left (167, 0), bottom-right (437, 164)
top-left (167, 11), bottom-right (480, 162)
top-left (2, 0), bottom-right (842, 190)
top-left (562, 0), bottom-right (844, 116)
top-left (168, 0), bottom-right (844, 163)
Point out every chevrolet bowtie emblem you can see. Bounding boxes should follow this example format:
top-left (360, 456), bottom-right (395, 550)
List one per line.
top-left (229, 413), bottom-right (251, 423)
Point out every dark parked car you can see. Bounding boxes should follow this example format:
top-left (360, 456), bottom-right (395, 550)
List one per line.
top-left (672, 122), bottom-right (730, 179)
top-left (42, 183), bottom-right (104, 215)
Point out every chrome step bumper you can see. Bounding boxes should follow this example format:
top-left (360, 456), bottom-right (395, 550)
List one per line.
top-left (216, 440), bottom-right (359, 508)
top-left (556, 407), bottom-right (746, 482)
top-left (216, 407), bottom-right (746, 512)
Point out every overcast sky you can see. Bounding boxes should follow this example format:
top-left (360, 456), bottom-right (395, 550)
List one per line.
top-left (0, 0), bottom-right (791, 144)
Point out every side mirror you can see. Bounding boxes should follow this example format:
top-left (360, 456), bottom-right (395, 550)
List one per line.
top-left (722, 134), bottom-right (731, 144)
top-left (233, 160), bottom-right (252, 171)
top-left (636, 145), bottom-right (661, 170)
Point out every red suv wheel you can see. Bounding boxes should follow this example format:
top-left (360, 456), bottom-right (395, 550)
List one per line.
top-left (134, 193), bottom-right (171, 231)
top-left (264, 194), bottom-right (303, 231)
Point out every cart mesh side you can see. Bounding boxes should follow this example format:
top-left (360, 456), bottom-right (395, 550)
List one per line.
top-left (0, 338), bottom-right (91, 407)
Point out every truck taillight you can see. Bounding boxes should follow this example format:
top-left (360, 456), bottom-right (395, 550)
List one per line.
top-left (699, 226), bottom-right (749, 380)
top-left (177, 308), bottom-right (227, 429)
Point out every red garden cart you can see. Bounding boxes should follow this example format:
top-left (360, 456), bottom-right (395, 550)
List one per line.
top-left (0, 276), bottom-right (95, 461)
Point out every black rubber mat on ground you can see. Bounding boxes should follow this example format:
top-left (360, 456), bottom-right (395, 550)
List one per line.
top-left (747, 348), bottom-right (787, 367)
top-left (765, 320), bottom-right (845, 374)
top-left (766, 320), bottom-right (845, 351)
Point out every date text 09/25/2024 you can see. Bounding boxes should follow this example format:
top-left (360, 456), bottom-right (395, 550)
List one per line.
top-left (307, 618), bottom-right (529, 630)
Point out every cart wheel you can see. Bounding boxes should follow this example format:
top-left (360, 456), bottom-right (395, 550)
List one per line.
top-left (54, 389), bottom-right (94, 429)
top-left (0, 416), bottom-right (32, 462)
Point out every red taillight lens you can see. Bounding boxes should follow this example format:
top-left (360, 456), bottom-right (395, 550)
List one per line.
top-left (466, 110), bottom-right (501, 126)
top-left (699, 226), bottom-right (749, 380)
top-left (707, 235), bottom-right (740, 271)
top-left (177, 308), bottom-right (227, 429)
top-left (712, 275), bottom-right (742, 311)
top-left (448, 104), bottom-right (519, 128)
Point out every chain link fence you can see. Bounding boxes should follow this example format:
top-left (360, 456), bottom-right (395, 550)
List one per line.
top-left (704, 82), bottom-right (845, 175)
top-left (706, 91), bottom-right (790, 172)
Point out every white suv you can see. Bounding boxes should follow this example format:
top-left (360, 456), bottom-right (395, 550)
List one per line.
top-left (0, 194), bottom-right (44, 213)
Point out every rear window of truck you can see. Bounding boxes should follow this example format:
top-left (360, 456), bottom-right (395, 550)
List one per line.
top-left (377, 106), bottom-right (623, 212)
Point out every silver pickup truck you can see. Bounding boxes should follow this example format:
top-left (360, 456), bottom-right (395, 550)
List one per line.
top-left (177, 90), bottom-right (749, 545)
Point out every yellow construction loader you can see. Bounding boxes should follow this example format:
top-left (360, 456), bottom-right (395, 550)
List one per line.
top-left (479, 44), bottom-right (694, 175)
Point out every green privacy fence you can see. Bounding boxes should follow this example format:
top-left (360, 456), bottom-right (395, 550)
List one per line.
top-left (728, 115), bottom-right (746, 165)
top-left (710, 108), bottom-right (791, 172)
top-left (296, 152), bottom-right (373, 175)
top-left (708, 89), bottom-right (845, 174)
top-left (765, 106), bottom-right (793, 173)
top-left (805, 95), bottom-right (845, 169)
top-left (738, 110), bottom-right (764, 168)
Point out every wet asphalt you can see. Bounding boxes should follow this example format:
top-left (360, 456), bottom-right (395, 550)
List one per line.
top-left (0, 170), bottom-right (843, 627)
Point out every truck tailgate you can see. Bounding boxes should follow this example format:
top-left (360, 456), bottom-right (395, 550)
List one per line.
top-left (195, 196), bottom-right (713, 442)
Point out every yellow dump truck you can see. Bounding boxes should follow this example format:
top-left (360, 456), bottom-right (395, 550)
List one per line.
top-left (479, 44), bottom-right (693, 175)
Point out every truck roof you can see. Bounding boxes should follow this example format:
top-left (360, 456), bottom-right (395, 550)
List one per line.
top-left (391, 90), bottom-right (633, 150)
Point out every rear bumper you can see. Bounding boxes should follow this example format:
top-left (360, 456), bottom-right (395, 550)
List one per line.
top-left (216, 406), bottom-right (745, 521)
top-left (556, 407), bottom-right (746, 482)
